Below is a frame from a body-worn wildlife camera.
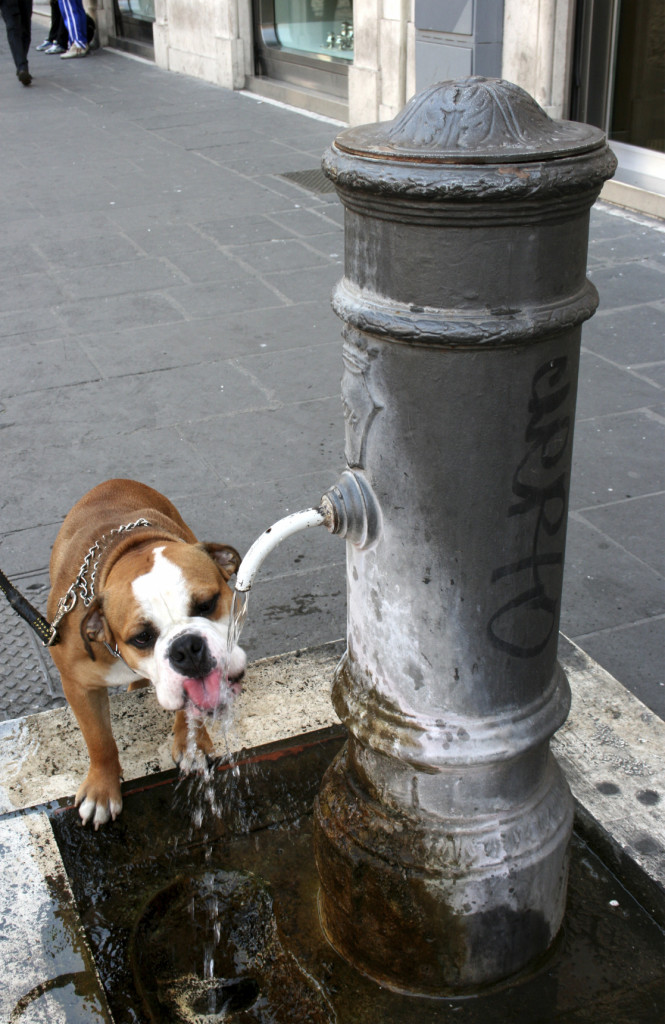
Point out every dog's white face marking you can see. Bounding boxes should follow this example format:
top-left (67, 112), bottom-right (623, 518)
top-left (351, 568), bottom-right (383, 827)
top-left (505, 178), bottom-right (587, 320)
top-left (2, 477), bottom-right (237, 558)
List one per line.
top-left (132, 546), bottom-right (190, 632)
top-left (129, 547), bottom-right (246, 713)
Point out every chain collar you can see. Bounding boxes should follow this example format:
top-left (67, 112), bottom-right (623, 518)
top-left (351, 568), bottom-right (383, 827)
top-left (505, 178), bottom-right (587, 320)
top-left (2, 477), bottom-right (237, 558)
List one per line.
top-left (50, 518), bottom-right (151, 643)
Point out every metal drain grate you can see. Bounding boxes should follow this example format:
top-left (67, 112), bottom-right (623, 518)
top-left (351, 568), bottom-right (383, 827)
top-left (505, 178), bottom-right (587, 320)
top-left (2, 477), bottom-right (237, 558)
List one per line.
top-left (0, 579), bottom-right (65, 721)
top-left (280, 168), bottom-right (337, 194)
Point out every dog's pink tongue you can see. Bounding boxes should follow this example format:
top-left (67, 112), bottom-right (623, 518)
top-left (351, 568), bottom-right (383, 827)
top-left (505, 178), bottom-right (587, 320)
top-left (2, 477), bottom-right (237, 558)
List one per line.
top-left (183, 670), bottom-right (222, 711)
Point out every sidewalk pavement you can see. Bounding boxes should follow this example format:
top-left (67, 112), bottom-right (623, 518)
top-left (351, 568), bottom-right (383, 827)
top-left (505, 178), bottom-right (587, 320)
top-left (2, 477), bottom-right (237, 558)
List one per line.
top-left (0, 28), bottom-right (663, 722)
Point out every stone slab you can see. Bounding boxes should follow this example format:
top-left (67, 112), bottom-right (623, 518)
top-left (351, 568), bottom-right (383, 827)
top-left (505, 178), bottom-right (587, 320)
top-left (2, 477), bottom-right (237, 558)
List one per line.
top-left (0, 641), bottom-right (344, 815)
top-left (555, 636), bottom-right (665, 924)
top-left (572, 617), bottom-right (665, 729)
top-left (0, 812), bottom-right (112, 1022)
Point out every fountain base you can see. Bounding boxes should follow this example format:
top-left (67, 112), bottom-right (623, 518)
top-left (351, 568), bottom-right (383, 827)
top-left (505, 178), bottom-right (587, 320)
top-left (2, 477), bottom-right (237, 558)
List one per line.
top-left (314, 744), bottom-right (572, 993)
top-left (47, 726), bottom-right (663, 1023)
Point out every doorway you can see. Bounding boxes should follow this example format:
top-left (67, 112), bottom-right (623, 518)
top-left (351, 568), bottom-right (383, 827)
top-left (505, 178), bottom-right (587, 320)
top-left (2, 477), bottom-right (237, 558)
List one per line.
top-left (571, 0), bottom-right (665, 193)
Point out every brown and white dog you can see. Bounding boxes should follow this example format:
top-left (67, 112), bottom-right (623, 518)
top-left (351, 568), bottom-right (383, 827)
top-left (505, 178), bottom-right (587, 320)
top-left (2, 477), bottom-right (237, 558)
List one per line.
top-left (47, 479), bottom-right (246, 828)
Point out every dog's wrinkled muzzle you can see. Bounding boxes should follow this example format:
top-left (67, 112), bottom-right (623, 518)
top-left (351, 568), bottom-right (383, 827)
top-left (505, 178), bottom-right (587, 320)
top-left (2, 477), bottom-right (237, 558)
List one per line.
top-left (161, 628), bottom-right (246, 714)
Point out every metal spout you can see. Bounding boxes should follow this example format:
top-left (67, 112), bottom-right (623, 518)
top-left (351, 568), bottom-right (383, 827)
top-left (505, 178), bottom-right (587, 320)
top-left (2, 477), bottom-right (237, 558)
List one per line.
top-left (234, 470), bottom-right (380, 594)
top-left (234, 507), bottom-right (327, 594)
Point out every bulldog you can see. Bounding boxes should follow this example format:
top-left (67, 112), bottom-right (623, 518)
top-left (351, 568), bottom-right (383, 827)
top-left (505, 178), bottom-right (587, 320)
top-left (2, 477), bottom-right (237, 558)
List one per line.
top-left (47, 479), bottom-right (246, 828)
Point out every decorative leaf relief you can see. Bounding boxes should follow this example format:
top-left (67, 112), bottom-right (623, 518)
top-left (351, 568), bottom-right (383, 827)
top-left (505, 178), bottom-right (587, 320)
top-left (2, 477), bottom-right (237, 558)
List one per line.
top-left (387, 78), bottom-right (583, 154)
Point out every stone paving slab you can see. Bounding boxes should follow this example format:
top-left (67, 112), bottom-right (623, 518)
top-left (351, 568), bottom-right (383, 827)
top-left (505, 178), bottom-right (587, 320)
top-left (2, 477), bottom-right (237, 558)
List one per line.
top-left (0, 641), bottom-right (344, 815)
top-left (555, 636), bottom-right (665, 924)
top-left (0, 812), bottom-right (112, 1023)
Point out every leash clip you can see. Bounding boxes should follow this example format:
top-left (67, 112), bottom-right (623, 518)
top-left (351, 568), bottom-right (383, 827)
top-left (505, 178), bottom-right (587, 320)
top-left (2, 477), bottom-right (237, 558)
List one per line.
top-left (49, 590), bottom-right (77, 635)
top-left (44, 624), bottom-right (60, 647)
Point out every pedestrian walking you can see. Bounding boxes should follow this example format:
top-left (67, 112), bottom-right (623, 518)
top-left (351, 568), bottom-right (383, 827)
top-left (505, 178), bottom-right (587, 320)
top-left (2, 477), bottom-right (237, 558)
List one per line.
top-left (0, 0), bottom-right (33, 84)
top-left (58, 0), bottom-right (88, 58)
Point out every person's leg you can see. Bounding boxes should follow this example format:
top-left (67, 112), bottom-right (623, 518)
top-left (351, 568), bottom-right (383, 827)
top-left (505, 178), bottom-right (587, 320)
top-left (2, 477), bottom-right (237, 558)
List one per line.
top-left (0, 0), bottom-right (26, 69)
top-left (17, 0), bottom-right (30, 55)
top-left (58, 0), bottom-right (87, 50)
top-left (35, 0), bottom-right (57, 46)
top-left (54, 4), bottom-right (67, 50)
top-left (0, 0), bottom-right (32, 81)
top-left (49, 0), bottom-right (61, 40)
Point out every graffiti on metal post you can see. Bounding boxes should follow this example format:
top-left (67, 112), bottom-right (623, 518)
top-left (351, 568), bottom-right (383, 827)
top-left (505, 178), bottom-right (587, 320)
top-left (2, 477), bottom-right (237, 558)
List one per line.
top-left (488, 357), bottom-right (571, 658)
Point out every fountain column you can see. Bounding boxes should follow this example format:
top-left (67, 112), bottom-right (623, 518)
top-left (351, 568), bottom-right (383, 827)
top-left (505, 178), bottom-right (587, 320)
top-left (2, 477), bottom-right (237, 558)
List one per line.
top-left (313, 78), bottom-right (616, 992)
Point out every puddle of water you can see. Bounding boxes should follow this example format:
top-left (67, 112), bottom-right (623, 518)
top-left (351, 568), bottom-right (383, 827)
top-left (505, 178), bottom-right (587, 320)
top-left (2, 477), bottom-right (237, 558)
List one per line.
top-left (131, 869), bottom-right (333, 1023)
top-left (49, 727), bottom-right (664, 1024)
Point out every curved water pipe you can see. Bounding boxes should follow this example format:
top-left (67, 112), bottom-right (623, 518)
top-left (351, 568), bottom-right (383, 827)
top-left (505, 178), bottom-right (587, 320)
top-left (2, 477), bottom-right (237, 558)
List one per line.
top-left (234, 470), bottom-right (380, 594)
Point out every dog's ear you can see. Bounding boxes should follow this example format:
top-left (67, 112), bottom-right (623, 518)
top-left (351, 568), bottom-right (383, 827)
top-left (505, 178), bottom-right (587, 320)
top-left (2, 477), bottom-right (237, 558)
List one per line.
top-left (200, 543), bottom-right (242, 581)
top-left (80, 601), bottom-right (112, 661)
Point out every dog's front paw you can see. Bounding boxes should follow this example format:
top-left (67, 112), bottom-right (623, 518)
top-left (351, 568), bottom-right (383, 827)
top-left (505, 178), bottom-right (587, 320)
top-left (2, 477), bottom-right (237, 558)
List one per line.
top-left (75, 769), bottom-right (123, 829)
top-left (172, 713), bottom-right (214, 772)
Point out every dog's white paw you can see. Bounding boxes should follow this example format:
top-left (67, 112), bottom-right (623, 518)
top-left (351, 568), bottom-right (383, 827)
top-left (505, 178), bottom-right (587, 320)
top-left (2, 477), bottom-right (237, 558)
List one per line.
top-left (75, 769), bottom-right (123, 828)
top-left (78, 794), bottom-right (123, 829)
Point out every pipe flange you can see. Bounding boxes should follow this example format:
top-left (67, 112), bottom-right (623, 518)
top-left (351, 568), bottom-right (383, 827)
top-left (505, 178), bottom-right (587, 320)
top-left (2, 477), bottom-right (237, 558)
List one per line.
top-left (321, 470), bottom-right (381, 549)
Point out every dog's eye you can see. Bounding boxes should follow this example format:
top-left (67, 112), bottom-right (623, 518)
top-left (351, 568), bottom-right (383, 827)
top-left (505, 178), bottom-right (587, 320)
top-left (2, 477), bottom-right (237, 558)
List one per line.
top-left (129, 629), bottom-right (156, 649)
top-left (193, 594), bottom-right (219, 617)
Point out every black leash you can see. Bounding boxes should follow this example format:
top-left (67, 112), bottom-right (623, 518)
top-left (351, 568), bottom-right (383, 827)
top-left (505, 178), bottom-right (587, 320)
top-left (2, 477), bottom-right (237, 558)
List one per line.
top-left (1, 519), bottom-right (152, 653)
top-left (0, 568), bottom-right (58, 647)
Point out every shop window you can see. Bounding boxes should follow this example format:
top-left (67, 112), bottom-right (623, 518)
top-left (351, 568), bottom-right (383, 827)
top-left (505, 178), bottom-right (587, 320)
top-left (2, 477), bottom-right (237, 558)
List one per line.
top-left (273, 0), bottom-right (353, 60)
top-left (113, 0), bottom-right (155, 49)
top-left (117, 0), bottom-right (155, 22)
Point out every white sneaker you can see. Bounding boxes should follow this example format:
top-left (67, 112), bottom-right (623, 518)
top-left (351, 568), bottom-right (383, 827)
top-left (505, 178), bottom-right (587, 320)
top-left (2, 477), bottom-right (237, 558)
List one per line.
top-left (61, 44), bottom-right (89, 59)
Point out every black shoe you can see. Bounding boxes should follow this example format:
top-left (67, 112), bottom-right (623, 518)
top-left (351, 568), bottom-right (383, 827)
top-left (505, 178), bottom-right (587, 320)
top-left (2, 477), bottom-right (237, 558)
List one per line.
top-left (17, 67), bottom-right (32, 86)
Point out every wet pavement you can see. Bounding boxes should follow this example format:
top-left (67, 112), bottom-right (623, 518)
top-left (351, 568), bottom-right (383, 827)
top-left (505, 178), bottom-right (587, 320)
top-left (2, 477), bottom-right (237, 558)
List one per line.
top-left (0, 22), bottom-right (663, 721)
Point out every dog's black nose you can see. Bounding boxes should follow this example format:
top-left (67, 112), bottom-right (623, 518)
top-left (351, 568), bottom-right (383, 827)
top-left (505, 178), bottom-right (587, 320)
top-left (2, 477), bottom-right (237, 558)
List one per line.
top-left (168, 633), bottom-right (213, 678)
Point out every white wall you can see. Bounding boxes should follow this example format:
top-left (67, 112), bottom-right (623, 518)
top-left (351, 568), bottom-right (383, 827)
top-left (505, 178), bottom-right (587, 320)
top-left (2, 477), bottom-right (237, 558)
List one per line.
top-left (153, 0), bottom-right (253, 90)
top-left (502, 0), bottom-right (576, 118)
top-left (348, 0), bottom-right (415, 125)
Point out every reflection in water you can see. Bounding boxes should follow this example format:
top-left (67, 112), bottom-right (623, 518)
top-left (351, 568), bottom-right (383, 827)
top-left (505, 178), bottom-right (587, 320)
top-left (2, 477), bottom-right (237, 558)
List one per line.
top-left (131, 869), bottom-right (334, 1023)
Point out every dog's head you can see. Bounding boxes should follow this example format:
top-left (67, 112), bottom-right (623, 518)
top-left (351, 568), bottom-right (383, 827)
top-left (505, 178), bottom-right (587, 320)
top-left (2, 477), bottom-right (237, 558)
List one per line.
top-left (81, 541), bottom-right (246, 714)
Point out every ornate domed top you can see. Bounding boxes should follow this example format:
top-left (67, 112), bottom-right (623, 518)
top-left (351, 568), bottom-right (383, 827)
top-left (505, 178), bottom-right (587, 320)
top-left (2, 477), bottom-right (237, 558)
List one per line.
top-left (335, 77), bottom-right (606, 164)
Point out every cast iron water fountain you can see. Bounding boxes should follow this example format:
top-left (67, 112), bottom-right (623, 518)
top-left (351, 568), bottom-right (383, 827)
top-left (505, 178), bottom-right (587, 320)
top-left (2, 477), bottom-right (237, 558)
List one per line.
top-left (234, 75), bottom-right (618, 992)
top-left (46, 79), bottom-right (665, 1023)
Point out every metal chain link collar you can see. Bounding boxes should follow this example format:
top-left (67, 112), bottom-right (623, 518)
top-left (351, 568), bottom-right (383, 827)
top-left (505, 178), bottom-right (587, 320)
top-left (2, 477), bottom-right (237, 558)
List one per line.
top-left (49, 518), bottom-right (151, 643)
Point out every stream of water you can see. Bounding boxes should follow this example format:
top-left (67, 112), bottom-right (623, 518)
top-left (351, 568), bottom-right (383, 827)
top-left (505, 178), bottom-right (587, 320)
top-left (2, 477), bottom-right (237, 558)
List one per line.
top-left (174, 586), bottom-right (256, 1015)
